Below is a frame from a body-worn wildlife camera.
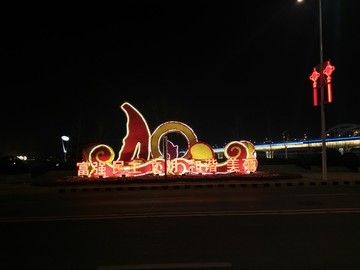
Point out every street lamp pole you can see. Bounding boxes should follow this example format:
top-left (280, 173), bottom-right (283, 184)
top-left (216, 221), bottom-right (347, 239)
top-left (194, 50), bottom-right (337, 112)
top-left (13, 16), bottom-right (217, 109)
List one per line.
top-left (163, 135), bottom-right (168, 178)
top-left (318, 0), bottom-right (328, 181)
top-left (298, 0), bottom-right (327, 181)
top-left (61, 135), bottom-right (70, 163)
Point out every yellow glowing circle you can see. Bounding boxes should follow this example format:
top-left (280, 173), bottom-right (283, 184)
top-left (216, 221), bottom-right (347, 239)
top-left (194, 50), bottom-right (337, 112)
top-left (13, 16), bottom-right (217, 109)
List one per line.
top-left (150, 121), bottom-right (198, 159)
top-left (189, 142), bottom-right (214, 160)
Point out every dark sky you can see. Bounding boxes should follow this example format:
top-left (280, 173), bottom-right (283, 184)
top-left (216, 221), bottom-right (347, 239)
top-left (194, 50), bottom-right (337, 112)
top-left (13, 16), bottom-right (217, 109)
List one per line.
top-left (2, 0), bottom-right (360, 159)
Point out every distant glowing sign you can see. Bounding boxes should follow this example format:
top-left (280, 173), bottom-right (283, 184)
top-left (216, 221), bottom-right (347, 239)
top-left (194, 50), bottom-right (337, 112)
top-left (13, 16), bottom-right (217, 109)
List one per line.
top-left (77, 102), bottom-right (258, 178)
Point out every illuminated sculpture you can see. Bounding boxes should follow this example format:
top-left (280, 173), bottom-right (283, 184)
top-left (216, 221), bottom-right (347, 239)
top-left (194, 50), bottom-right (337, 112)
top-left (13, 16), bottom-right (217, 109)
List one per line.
top-left (77, 102), bottom-right (258, 178)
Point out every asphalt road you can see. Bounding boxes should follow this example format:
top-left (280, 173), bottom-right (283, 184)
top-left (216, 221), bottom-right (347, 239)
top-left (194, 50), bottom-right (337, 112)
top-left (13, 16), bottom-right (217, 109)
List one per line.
top-left (1, 167), bottom-right (360, 270)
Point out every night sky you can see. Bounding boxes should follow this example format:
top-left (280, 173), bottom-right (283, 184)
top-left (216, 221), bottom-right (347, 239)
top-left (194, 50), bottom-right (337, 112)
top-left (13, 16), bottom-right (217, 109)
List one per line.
top-left (2, 0), bottom-right (360, 160)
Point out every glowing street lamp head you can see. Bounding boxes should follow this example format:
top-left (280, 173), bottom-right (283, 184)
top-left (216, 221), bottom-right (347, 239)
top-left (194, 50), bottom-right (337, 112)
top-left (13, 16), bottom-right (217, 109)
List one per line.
top-left (61, 136), bottom-right (70, 162)
top-left (61, 135), bottom-right (70, 142)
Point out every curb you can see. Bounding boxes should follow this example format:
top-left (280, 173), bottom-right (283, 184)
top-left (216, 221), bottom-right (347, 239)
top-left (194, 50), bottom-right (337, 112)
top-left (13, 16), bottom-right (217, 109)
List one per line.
top-left (57, 178), bottom-right (360, 193)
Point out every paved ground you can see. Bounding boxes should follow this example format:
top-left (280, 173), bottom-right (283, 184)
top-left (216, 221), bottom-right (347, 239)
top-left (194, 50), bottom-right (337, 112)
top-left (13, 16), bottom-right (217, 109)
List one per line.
top-left (1, 165), bottom-right (360, 182)
top-left (0, 165), bottom-right (359, 193)
top-left (258, 164), bottom-right (360, 181)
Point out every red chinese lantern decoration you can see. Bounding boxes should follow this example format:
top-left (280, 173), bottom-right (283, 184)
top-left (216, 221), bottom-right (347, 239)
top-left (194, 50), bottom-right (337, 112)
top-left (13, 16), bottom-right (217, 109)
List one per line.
top-left (309, 60), bottom-right (335, 107)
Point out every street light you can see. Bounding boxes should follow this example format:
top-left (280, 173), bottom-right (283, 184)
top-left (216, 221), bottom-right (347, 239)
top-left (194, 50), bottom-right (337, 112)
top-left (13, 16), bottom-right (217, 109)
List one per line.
top-left (298, 0), bottom-right (328, 181)
top-left (61, 135), bottom-right (70, 162)
top-left (162, 135), bottom-right (168, 178)
top-left (282, 130), bottom-right (289, 159)
top-left (317, 0), bottom-right (328, 182)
